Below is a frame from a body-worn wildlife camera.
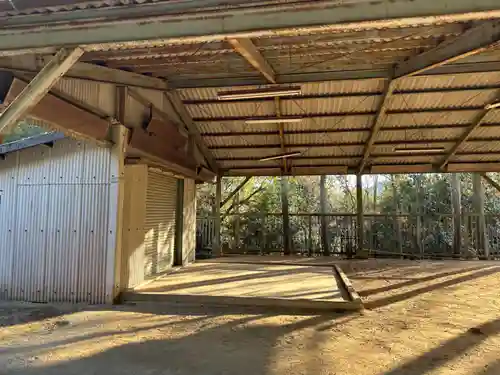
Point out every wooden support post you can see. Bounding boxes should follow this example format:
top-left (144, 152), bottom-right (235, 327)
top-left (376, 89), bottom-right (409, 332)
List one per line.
top-left (356, 174), bottom-right (364, 256)
top-left (308, 215), bottom-right (313, 257)
top-left (451, 173), bottom-right (462, 257)
top-left (415, 176), bottom-right (423, 258)
top-left (391, 176), bottom-right (404, 258)
top-left (281, 176), bottom-right (291, 255)
top-left (212, 175), bottom-right (222, 257)
top-left (473, 173), bottom-right (489, 259)
top-left (320, 175), bottom-right (330, 256)
top-left (233, 191), bottom-right (241, 252)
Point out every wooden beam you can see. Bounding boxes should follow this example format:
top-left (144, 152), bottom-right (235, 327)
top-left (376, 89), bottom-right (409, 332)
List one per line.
top-left (0, 47), bottom-right (83, 135)
top-left (213, 175), bottom-right (222, 256)
top-left (221, 176), bottom-right (251, 208)
top-left (128, 88), bottom-right (188, 136)
top-left (228, 38), bottom-right (276, 83)
top-left (447, 163), bottom-right (500, 172)
top-left (359, 21), bottom-right (500, 173)
top-left (4, 78), bottom-right (110, 141)
top-left (358, 78), bottom-right (397, 173)
top-left (320, 175), bottom-right (330, 256)
top-left (356, 174), bottom-right (364, 257)
top-left (481, 172), bottom-right (500, 193)
top-left (439, 92), bottom-right (500, 170)
top-left (473, 173), bottom-right (489, 258)
top-left (0, 56), bottom-right (169, 91)
top-left (395, 21), bottom-right (500, 78)
top-left (164, 91), bottom-right (218, 173)
top-left (451, 173), bottom-right (462, 257)
top-left (281, 176), bottom-right (291, 255)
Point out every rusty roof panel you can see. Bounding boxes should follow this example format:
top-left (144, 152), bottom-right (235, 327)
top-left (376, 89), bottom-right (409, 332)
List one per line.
top-left (376, 127), bottom-right (465, 142)
top-left (282, 96), bottom-right (380, 116)
top-left (459, 141), bottom-right (500, 153)
top-left (285, 131), bottom-right (366, 146)
top-left (204, 134), bottom-right (280, 147)
top-left (470, 125), bottom-right (500, 138)
top-left (384, 111), bottom-right (480, 127)
top-left (389, 90), bottom-right (497, 111)
top-left (186, 101), bottom-right (275, 119)
top-left (373, 155), bottom-right (442, 164)
top-left (291, 158), bottom-right (357, 167)
top-left (399, 72), bottom-right (500, 91)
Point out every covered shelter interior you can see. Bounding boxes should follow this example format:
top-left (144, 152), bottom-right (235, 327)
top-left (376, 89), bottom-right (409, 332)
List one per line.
top-left (1, 1), bottom-right (500, 278)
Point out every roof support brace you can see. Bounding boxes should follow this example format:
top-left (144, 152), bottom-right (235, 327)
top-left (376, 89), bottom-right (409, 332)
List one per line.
top-left (481, 172), bottom-right (500, 193)
top-left (440, 92), bottom-right (500, 170)
top-left (221, 176), bottom-right (251, 208)
top-left (0, 47), bottom-right (84, 135)
top-left (358, 21), bottom-right (500, 173)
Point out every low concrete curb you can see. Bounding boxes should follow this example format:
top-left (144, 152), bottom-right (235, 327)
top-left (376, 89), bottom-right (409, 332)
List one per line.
top-left (332, 265), bottom-right (363, 310)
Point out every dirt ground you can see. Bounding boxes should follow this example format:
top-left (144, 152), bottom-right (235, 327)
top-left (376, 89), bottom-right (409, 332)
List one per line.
top-left (1, 259), bottom-right (500, 375)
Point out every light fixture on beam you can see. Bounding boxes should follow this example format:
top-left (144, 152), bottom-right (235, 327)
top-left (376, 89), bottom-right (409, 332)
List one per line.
top-left (485, 102), bottom-right (500, 110)
top-left (217, 86), bottom-right (301, 100)
top-left (394, 146), bottom-right (446, 154)
top-left (259, 151), bottom-right (302, 162)
top-left (245, 117), bottom-right (302, 125)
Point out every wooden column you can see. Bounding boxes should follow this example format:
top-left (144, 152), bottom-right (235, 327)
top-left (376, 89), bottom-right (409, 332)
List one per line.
top-left (391, 176), bottom-right (404, 257)
top-left (174, 179), bottom-right (185, 266)
top-left (356, 174), bottom-right (364, 256)
top-left (415, 176), bottom-right (423, 258)
top-left (451, 173), bottom-right (462, 257)
top-left (320, 175), bottom-right (330, 256)
top-left (233, 191), bottom-right (241, 252)
top-left (473, 173), bottom-right (489, 259)
top-left (212, 175), bottom-right (222, 257)
top-left (281, 176), bottom-right (291, 255)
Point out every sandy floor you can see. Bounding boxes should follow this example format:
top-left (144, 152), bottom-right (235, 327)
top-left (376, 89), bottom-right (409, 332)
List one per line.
top-left (0, 259), bottom-right (500, 375)
top-left (130, 262), bottom-right (346, 305)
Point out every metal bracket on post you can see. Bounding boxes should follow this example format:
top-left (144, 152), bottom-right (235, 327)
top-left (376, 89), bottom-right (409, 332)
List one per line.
top-left (0, 47), bottom-right (84, 135)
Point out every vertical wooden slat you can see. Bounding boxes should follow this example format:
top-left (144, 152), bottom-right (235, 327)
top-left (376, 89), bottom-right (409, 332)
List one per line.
top-left (281, 176), bottom-right (291, 255)
top-left (356, 174), bottom-right (364, 257)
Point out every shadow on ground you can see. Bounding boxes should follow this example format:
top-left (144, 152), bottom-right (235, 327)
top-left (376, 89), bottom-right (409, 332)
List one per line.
top-left (3, 304), bottom-right (346, 375)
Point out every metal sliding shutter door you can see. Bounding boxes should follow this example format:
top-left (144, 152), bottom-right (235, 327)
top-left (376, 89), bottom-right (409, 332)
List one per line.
top-left (144, 169), bottom-right (177, 278)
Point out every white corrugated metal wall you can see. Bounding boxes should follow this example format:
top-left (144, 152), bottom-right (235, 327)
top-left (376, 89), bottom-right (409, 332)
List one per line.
top-left (0, 138), bottom-right (120, 304)
top-left (183, 178), bottom-right (196, 265)
top-left (144, 169), bottom-right (177, 277)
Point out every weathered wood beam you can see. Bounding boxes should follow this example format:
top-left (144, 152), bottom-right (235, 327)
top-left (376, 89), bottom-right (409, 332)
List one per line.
top-left (473, 173), bottom-right (489, 258)
top-left (164, 91), bottom-right (219, 173)
top-left (439, 92), bottom-right (500, 170)
top-left (228, 38), bottom-right (276, 83)
top-left (221, 176), bottom-right (251, 208)
top-left (128, 88), bottom-right (188, 136)
top-left (395, 21), bottom-right (500, 78)
top-left (481, 172), bottom-right (500, 193)
top-left (359, 21), bottom-right (500, 173)
top-left (0, 56), bottom-right (169, 91)
top-left (358, 78), bottom-right (396, 173)
top-left (4, 77), bottom-right (110, 141)
top-left (0, 47), bottom-right (83, 135)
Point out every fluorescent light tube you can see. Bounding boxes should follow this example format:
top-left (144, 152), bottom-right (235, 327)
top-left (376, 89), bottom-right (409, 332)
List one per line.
top-left (259, 151), bottom-right (302, 162)
top-left (485, 102), bottom-right (500, 110)
top-left (245, 118), bottom-right (302, 124)
top-left (217, 86), bottom-right (301, 100)
top-left (394, 147), bottom-right (445, 154)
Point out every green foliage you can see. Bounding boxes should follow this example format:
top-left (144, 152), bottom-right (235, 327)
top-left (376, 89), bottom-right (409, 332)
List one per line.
top-left (1, 121), bottom-right (47, 144)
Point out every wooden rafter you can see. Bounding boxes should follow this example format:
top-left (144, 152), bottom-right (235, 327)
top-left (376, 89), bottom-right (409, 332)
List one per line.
top-left (227, 38), bottom-right (276, 83)
top-left (358, 21), bottom-right (500, 173)
top-left (439, 91), bottom-right (500, 170)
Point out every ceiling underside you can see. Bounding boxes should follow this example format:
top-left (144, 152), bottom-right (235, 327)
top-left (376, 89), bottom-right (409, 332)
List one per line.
top-left (3, 0), bottom-right (500, 175)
